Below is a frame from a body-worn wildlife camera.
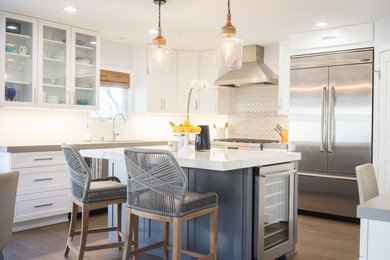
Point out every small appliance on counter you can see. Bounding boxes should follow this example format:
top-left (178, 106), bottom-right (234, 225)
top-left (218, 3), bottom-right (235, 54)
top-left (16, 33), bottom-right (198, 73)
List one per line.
top-left (195, 125), bottom-right (211, 151)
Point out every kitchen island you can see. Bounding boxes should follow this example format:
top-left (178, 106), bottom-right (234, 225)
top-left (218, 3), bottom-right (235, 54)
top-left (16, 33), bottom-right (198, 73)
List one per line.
top-left (357, 191), bottom-right (390, 260)
top-left (80, 146), bottom-right (301, 260)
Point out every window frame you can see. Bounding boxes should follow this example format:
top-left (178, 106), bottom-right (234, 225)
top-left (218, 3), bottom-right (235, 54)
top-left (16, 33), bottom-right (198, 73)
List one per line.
top-left (89, 66), bottom-right (132, 120)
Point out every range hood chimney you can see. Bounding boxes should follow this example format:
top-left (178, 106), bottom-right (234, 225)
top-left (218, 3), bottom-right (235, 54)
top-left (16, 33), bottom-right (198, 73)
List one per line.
top-left (215, 45), bottom-right (278, 87)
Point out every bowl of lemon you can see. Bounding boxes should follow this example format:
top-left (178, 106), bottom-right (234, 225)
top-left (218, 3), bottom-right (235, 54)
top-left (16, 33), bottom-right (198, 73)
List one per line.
top-left (169, 120), bottom-right (201, 153)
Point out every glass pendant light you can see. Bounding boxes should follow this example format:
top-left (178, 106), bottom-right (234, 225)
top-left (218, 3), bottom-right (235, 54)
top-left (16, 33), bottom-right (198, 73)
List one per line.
top-left (215, 0), bottom-right (243, 70)
top-left (147, 0), bottom-right (172, 74)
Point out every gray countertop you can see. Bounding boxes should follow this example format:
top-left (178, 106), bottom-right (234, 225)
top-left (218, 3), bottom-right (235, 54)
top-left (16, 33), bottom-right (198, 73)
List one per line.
top-left (0, 140), bottom-right (168, 153)
top-left (357, 191), bottom-right (390, 222)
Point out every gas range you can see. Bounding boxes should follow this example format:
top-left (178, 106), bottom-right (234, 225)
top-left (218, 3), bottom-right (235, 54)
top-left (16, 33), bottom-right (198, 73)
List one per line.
top-left (212, 138), bottom-right (286, 151)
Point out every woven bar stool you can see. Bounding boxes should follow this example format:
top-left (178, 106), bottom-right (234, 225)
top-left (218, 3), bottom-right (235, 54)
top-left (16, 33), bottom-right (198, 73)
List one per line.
top-left (122, 148), bottom-right (219, 260)
top-left (61, 144), bottom-right (128, 260)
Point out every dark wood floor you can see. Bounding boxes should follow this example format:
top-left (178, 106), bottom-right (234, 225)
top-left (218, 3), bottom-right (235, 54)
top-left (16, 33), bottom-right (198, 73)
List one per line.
top-left (3, 213), bottom-right (359, 260)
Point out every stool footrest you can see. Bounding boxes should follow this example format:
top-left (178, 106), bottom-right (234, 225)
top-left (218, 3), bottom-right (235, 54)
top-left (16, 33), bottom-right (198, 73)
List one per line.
top-left (167, 245), bottom-right (214, 259)
top-left (130, 241), bottom-right (164, 256)
top-left (73, 226), bottom-right (119, 235)
top-left (85, 242), bottom-right (124, 252)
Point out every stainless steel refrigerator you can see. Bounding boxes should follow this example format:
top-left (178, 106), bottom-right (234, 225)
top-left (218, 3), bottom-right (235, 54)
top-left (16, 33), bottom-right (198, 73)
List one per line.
top-left (289, 48), bottom-right (373, 218)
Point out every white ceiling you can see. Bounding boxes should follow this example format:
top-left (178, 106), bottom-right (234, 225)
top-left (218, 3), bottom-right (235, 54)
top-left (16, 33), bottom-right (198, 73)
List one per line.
top-left (1, 0), bottom-right (390, 49)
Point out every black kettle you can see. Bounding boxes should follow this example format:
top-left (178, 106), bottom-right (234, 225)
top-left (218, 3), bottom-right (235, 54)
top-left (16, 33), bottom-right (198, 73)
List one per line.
top-left (195, 125), bottom-right (210, 151)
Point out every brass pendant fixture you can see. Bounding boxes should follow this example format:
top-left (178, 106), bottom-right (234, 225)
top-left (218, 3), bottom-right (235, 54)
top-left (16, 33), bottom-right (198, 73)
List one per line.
top-left (215, 0), bottom-right (243, 70)
top-left (147, 0), bottom-right (172, 74)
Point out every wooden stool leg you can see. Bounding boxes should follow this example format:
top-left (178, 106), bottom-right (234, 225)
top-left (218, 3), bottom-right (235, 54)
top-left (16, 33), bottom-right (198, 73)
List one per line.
top-left (133, 214), bottom-right (139, 260)
top-left (122, 209), bottom-right (133, 260)
top-left (162, 221), bottom-right (170, 260)
top-left (117, 203), bottom-right (123, 249)
top-left (78, 204), bottom-right (90, 260)
top-left (172, 218), bottom-right (182, 260)
top-left (64, 201), bottom-right (78, 257)
top-left (210, 206), bottom-right (218, 260)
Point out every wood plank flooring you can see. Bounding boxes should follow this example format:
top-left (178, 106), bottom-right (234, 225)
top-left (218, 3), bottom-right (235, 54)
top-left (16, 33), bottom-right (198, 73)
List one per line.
top-left (3, 213), bottom-right (359, 260)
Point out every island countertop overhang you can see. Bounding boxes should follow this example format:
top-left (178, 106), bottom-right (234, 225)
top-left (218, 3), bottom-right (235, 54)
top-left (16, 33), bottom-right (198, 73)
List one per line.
top-left (80, 146), bottom-right (301, 171)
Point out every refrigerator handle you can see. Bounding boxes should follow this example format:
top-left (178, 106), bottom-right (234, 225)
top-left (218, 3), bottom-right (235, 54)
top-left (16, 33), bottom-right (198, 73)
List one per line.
top-left (320, 86), bottom-right (326, 152)
top-left (328, 86), bottom-right (334, 153)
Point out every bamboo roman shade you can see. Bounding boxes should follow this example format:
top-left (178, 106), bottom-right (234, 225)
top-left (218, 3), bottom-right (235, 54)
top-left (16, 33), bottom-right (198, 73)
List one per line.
top-left (100, 69), bottom-right (130, 89)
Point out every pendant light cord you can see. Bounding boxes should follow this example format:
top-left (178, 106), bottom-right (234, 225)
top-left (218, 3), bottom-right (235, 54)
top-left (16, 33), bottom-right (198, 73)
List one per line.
top-left (158, 0), bottom-right (161, 28)
top-left (228, 0), bottom-right (231, 14)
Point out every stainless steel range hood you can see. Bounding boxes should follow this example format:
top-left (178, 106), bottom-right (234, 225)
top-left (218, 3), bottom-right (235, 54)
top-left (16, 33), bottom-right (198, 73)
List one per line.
top-left (215, 45), bottom-right (278, 87)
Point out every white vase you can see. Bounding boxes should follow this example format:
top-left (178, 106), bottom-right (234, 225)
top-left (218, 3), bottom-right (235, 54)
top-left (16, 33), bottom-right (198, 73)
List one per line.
top-left (176, 135), bottom-right (184, 149)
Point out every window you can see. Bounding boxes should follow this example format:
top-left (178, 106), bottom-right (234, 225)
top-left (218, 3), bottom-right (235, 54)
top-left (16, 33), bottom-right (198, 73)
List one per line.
top-left (90, 86), bottom-right (127, 118)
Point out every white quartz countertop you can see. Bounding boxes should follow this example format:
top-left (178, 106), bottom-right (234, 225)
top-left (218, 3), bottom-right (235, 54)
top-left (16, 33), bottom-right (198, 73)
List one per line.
top-left (0, 140), bottom-right (167, 153)
top-left (80, 146), bottom-right (301, 171)
top-left (357, 191), bottom-right (390, 222)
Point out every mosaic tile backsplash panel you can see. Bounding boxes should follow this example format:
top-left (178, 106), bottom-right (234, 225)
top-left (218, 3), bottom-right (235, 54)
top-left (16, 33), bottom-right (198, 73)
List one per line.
top-left (228, 85), bottom-right (288, 140)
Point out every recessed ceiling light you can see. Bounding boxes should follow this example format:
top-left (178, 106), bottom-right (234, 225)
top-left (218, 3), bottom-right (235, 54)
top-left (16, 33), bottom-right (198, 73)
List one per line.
top-left (64, 6), bottom-right (79, 13)
top-left (149, 29), bottom-right (158, 34)
top-left (316, 22), bottom-right (328, 27)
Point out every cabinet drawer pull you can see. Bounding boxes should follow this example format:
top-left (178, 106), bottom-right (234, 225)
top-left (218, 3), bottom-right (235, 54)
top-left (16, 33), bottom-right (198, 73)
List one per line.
top-left (33, 178), bottom-right (54, 182)
top-left (33, 158), bottom-right (53, 161)
top-left (34, 203), bottom-right (53, 208)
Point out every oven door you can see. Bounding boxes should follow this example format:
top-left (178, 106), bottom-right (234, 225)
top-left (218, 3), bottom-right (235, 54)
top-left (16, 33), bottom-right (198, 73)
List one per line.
top-left (256, 163), bottom-right (295, 260)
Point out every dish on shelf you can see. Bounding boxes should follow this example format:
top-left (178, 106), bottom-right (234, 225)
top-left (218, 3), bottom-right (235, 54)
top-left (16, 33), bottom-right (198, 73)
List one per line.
top-left (5, 43), bottom-right (16, 52)
top-left (77, 99), bottom-right (88, 105)
top-left (6, 22), bottom-right (21, 34)
top-left (53, 55), bottom-right (66, 60)
top-left (43, 77), bottom-right (55, 84)
top-left (75, 39), bottom-right (85, 46)
top-left (76, 57), bottom-right (91, 64)
top-left (76, 83), bottom-right (91, 88)
top-left (47, 95), bottom-right (59, 104)
top-left (55, 78), bottom-right (65, 86)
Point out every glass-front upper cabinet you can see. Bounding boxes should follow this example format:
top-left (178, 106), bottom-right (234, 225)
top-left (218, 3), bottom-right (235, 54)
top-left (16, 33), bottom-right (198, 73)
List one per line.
top-left (38, 20), bottom-right (70, 107)
top-left (0, 12), bottom-right (37, 107)
top-left (71, 28), bottom-right (99, 109)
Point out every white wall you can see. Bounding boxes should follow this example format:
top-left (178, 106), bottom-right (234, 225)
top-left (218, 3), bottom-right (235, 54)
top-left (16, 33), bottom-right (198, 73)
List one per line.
top-left (375, 15), bottom-right (390, 48)
top-left (100, 40), bottom-right (133, 71)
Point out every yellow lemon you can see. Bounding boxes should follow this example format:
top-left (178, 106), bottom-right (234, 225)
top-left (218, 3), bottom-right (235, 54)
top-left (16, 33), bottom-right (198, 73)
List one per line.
top-left (183, 120), bottom-right (190, 127)
top-left (193, 126), bottom-right (201, 132)
top-left (184, 127), bottom-right (192, 132)
top-left (177, 126), bottom-right (184, 132)
top-left (173, 126), bottom-right (180, 132)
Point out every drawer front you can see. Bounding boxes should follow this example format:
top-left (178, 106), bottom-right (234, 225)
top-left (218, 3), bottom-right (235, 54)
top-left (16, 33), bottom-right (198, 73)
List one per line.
top-left (17, 165), bottom-right (69, 195)
top-left (14, 189), bottom-right (71, 223)
top-left (11, 151), bottom-right (66, 168)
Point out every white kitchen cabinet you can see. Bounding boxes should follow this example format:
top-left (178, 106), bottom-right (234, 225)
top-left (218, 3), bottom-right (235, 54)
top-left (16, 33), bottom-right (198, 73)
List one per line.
top-left (289, 23), bottom-right (374, 53)
top-left (0, 11), bottom-right (38, 107)
top-left (278, 40), bottom-right (290, 115)
top-left (133, 48), bottom-right (229, 115)
top-left (199, 50), bottom-right (229, 115)
top-left (0, 150), bottom-right (70, 231)
top-left (146, 51), bottom-right (177, 113)
top-left (0, 11), bottom-right (100, 110)
top-left (176, 50), bottom-right (200, 114)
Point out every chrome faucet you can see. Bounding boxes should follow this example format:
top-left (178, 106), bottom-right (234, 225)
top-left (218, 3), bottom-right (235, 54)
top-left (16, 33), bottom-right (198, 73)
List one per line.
top-left (112, 113), bottom-right (126, 141)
